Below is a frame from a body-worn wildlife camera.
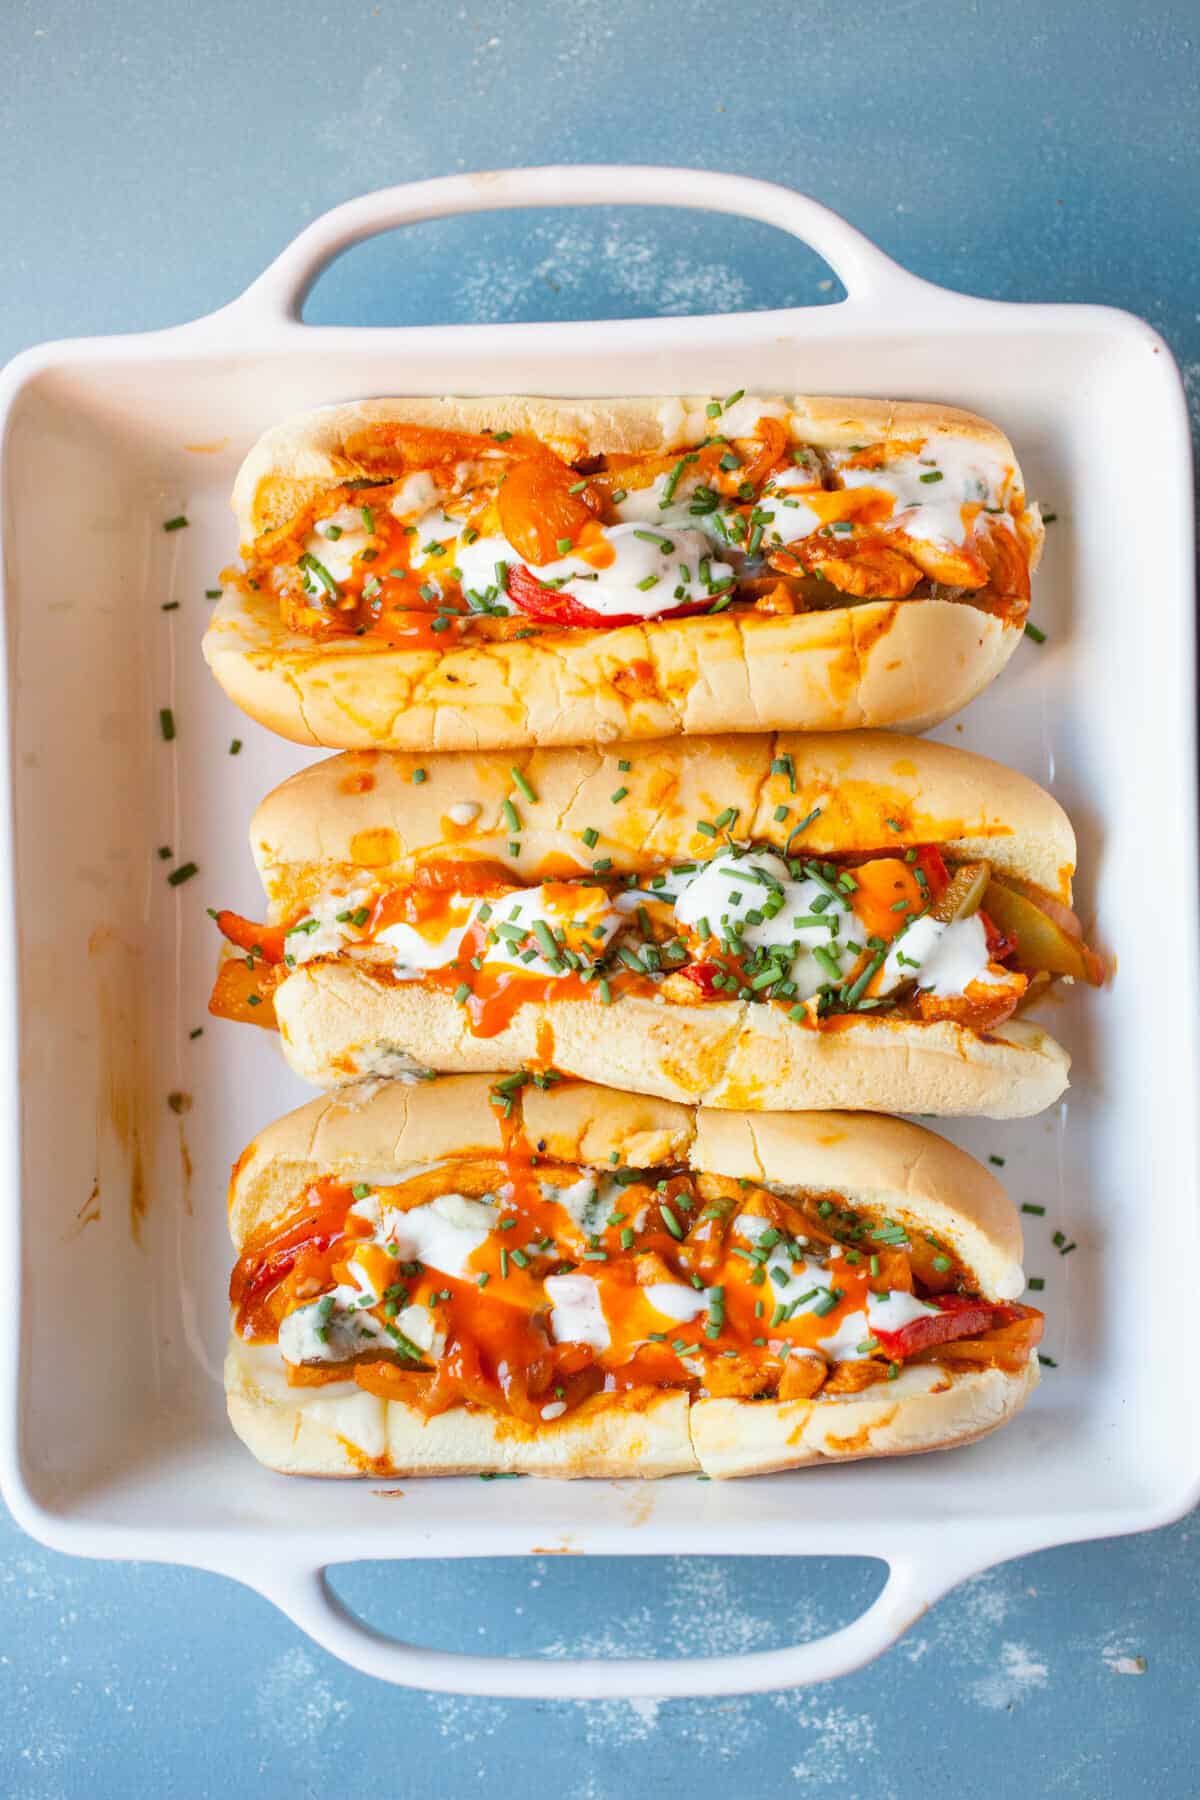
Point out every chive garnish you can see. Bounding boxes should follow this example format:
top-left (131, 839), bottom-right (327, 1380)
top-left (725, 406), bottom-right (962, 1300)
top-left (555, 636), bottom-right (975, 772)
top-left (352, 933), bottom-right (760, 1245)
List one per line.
top-left (298, 551), bottom-right (340, 597)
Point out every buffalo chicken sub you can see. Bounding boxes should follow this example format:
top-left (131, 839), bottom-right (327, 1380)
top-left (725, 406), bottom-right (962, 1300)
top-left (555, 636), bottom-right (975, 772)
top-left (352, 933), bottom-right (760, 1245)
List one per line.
top-left (210, 732), bottom-right (1101, 1118)
top-left (226, 1075), bottom-right (1043, 1479)
top-left (203, 394), bottom-right (1043, 751)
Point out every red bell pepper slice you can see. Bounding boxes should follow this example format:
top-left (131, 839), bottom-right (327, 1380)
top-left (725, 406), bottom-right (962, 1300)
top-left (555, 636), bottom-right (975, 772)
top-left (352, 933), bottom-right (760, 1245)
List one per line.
top-left (680, 960), bottom-right (724, 999)
top-left (913, 845), bottom-right (950, 900)
top-left (506, 561), bottom-right (730, 629)
top-left (980, 908), bottom-right (1017, 962)
top-left (872, 1292), bottom-right (1018, 1360)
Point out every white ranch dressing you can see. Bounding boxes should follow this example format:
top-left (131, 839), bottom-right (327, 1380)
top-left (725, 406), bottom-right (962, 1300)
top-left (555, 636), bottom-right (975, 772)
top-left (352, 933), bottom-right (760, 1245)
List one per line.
top-left (827, 434), bottom-right (1013, 551)
top-left (284, 882), bottom-right (377, 965)
top-left (530, 521), bottom-right (732, 618)
top-left (376, 908), bottom-right (474, 979)
top-left (643, 1282), bottom-right (712, 1324)
top-left (545, 1273), bottom-right (610, 1351)
top-left (476, 885), bottom-right (624, 977)
top-left (301, 505), bottom-right (372, 585)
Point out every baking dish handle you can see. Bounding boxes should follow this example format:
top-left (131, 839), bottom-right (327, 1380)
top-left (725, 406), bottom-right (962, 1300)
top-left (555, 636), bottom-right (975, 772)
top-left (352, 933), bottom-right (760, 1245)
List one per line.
top-left (246, 1548), bottom-right (973, 1697)
top-left (219, 166), bottom-right (934, 329)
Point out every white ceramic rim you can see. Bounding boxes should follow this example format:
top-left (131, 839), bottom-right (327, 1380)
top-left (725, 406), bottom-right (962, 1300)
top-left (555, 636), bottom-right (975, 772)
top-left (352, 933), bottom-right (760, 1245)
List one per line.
top-left (0, 165), bottom-right (1195, 1699)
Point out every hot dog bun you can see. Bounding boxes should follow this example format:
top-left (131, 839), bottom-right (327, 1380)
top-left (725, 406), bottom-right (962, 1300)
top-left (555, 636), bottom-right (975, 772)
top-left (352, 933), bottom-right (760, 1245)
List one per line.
top-left (225, 1076), bottom-right (1039, 1479)
top-left (204, 395), bottom-right (1040, 751)
top-left (273, 967), bottom-right (1068, 1119)
top-left (241, 733), bottom-right (1074, 1118)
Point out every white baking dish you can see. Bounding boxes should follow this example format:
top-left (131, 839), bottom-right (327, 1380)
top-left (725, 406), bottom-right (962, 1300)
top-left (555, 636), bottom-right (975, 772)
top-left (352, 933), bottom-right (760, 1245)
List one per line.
top-left (0, 166), bottom-right (1195, 1700)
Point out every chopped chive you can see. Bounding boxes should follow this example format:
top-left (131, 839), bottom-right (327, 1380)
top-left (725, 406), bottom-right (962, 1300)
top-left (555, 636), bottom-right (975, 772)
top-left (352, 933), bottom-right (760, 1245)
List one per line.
top-left (1028, 1276), bottom-right (1045, 1291)
top-left (989, 1155), bottom-right (1006, 1167)
top-left (229, 738), bottom-right (242, 755)
top-left (167, 862), bottom-right (197, 886)
top-left (298, 551), bottom-right (340, 597)
top-left (163, 515), bottom-right (188, 532)
top-left (1022, 1203), bottom-right (1046, 1216)
top-left (159, 707), bottom-right (176, 741)
top-left (205, 587), bottom-right (222, 599)
top-left (502, 798), bottom-right (521, 832)
top-left (1024, 621), bottom-right (1047, 644)
top-left (411, 767), bottom-right (427, 784)
top-left (511, 767), bottom-right (537, 804)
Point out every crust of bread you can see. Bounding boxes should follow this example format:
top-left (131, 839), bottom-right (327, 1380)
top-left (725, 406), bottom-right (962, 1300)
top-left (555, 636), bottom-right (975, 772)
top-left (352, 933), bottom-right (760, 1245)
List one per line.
top-left (225, 1075), bottom-right (1037, 1479)
top-left (227, 1337), bottom-right (1037, 1480)
top-left (226, 1339), bottom-right (696, 1478)
top-left (228, 1073), bottom-right (1025, 1294)
top-left (273, 963), bottom-right (1069, 1120)
top-left (208, 393), bottom-right (1038, 750)
top-left (203, 584), bottom-right (1021, 751)
top-left (250, 731), bottom-right (1077, 906)
top-left (689, 1356), bottom-right (1039, 1478)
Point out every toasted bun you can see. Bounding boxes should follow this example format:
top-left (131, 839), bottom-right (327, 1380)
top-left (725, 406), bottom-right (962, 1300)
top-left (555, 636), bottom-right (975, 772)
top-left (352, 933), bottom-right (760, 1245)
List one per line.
top-left (203, 586), bottom-right (1019, 751)
top-left (226, 1336), bottom-right (1037, 1480)
top-left (229, 1074), bottom-right (1025, 1294)
top-left (226, 1338), bottom-right (696, 1478)
top-left (689, 1357), bottom-right (1039, 1478)
top-left (273, 964), bottom-right (1069, 1119)
top-left (205, 394), bottom-right (1038, 751)
top-left (251, 732), bottom-right (1077, 907)
top-left (225, 1076), bottom-right (1036, 1478)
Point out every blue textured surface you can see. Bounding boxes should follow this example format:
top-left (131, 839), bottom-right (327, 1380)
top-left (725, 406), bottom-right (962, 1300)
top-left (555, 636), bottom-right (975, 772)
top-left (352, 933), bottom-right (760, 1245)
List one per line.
top-left (4, 1), bottom-right (1198, 1792)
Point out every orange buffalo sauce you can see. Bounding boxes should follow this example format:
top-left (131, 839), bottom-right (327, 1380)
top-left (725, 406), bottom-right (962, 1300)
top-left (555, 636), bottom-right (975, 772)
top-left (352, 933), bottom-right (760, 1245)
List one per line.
top-left (230, 1146), bottom-right (1041, 1427)
top-left (238, 420), bottom-right (1037, 646)
top-left (207, 841), bottom-right (1036, 1043)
